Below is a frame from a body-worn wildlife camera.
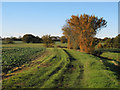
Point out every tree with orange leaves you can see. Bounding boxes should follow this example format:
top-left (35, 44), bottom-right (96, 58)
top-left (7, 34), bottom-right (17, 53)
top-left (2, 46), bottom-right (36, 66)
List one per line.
top-left (62, 14), bottom-right (107, 54)
top-left (62, 22), bottom-right (80, 49)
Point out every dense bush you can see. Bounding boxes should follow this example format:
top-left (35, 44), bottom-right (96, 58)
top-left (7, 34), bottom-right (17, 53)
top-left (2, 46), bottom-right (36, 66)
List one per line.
top-left (22, 34), bottom-right (42, 43)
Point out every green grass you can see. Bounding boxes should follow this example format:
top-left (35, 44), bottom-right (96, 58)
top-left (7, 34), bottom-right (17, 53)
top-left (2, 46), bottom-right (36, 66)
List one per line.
top-left (2, 41), bottom-right (67, 47)
top-left (0, 40), bottom-right (2, 44)
top-left (2, 41), bottom-right (67, 48)
top-left (2, 43), bottom-right (45, 48)
top-left (64, 49), bottom-right (119, 88)
top-left (95, 48), bottom-right (120, 63)
top-left (2, 46), bottom-right (119, 88)
top-left (55, 41), bottom-right (67, 47)
top-left (101, 52), bottom-right (120, 61)
top-left (14, 41), bottom-right (23, 44)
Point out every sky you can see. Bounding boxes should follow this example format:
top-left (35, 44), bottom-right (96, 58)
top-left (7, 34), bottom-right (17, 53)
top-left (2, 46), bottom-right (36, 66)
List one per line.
top-left (2, 2), bottom-right (118, 38)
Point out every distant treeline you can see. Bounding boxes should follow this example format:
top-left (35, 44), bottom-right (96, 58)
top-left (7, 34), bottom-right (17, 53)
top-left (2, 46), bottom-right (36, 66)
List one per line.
top-left (1, 36), bottom-right (22, 41)
top-left (1, 33), bottom-right (120, 49)
top-left (97, 34), bottom-right (120, 48)
top-left (1, 34), bottom-right (62, 44)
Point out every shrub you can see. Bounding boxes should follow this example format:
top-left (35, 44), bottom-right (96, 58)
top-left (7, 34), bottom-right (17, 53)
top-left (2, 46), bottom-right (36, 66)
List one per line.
top-left (22, 34), bottom-right (42, 43)
top-left (22, 34), bottom-right (36, 43)
top-left (42, 35), bottom-right (54, 47)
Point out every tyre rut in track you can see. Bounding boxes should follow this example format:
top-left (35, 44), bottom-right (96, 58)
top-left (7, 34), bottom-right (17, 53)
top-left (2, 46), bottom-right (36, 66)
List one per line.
top-left (35, 50), bottom-right (65, 87)
top-left (56, 49), bottom-right (84, 88)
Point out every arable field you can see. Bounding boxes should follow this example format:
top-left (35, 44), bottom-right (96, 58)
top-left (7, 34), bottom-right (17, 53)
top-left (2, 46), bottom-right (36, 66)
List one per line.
top-left (2, 47), bottom-right (46, 74)
top-left (2, 43), bottom-right (120, 88)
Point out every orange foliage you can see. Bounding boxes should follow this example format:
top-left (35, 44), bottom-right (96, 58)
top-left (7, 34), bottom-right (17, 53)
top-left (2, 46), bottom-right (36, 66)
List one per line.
top-left (62, 14), bottom-right (107, 53)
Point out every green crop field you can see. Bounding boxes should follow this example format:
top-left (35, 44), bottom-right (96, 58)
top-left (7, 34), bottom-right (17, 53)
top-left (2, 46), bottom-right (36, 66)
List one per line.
top-left (2, 44), bottom-right (120, 88)
top-left (2, 46), bottom-right (46, 74)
